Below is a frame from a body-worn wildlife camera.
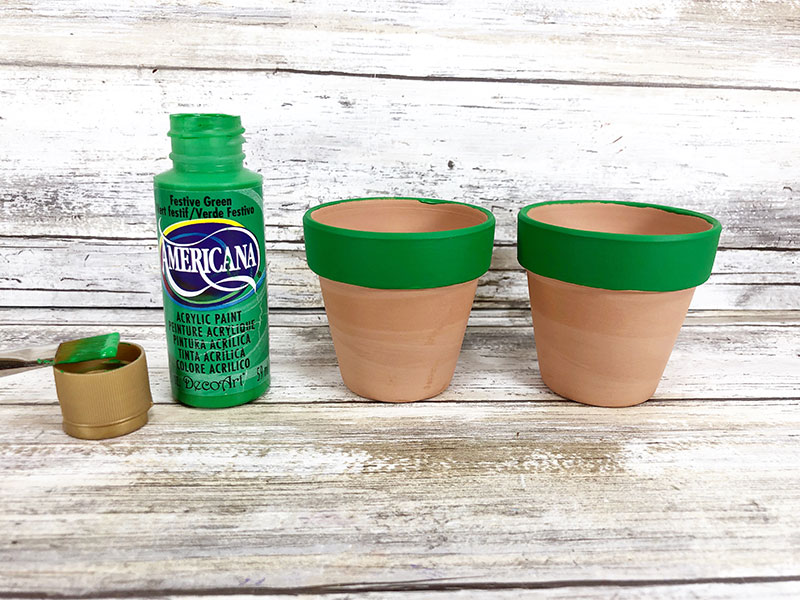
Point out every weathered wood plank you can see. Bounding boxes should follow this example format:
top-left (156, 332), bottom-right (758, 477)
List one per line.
top-left (1, 3), bottom-right (798, 596)
top-left (2, 400), bottom-right (799, 594)
top-left (0, 67), bottom-right (797, 248)
top-left (1, 309), bottom-right (797, 406)
top-left (1, 240), bottom-right (796, 310)
top-left (1, 1), bottom-right (799, 88)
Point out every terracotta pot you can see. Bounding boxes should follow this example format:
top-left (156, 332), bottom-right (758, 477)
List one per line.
top-left (304, 197), bottom-right (495, 402)
top-left (518, 201), bottom-right (721, 407)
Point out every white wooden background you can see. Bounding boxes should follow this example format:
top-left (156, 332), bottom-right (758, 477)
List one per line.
top-left (1, 2), bottom-right (799, 598)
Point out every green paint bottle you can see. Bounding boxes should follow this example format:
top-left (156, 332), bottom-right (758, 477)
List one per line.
top-left (154, 114), bottom-right (269, 408)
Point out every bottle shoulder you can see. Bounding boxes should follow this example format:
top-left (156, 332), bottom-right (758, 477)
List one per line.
top-left (154, 167), bottom-right (263, 190)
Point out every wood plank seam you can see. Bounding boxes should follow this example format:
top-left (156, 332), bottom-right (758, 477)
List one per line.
top-left (2, 61), bottom-right (800, 94)
top-left (3, 398), bottom-right (798, 408)
top-left (2, 574), bottom-right (800, 598)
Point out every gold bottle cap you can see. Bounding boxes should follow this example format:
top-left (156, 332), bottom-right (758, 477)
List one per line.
top-left (53, 342), bottom-right (153, 440)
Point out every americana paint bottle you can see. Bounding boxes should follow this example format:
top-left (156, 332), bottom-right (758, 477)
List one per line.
top-left (154, 113), bottom-right (269, 407)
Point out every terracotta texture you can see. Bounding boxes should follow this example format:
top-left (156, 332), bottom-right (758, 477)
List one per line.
top-left (528, 272), bottom-right (695, 407)
top-left (312, 198), bottom-right (488, 232)
top-left (527, 202), bottom-right (714, 235)
top-left (319, 277), bottom-right (478, 402)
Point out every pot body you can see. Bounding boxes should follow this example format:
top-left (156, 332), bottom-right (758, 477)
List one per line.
top-left (319, 277), bottom-right (478, 402)
top-left (527, 272), bottom-right (695, 407)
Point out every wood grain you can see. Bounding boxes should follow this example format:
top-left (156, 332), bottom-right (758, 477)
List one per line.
top-left (0, 309), bottom-right (798, 598)
top-left (1, 66), bottom-right (796, 247)
top-left (1, 309), bottom-right (797, 407)
top-left (1, 1), bottom-right (799, 89)
top-left (2, 399), bottom-right (800, 595)
top-left (1, 240), bottom-right (796, 310)
top-left (41, 585), bottom-right (798, 600)
top-left (1, 3), bottom-right (798, 596)
top-left (1, 65), bottom-right (798, 309)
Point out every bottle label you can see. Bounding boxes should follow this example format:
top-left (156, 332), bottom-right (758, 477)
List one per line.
top-left (154, 187), bottom-right (270, 403)
top-left (161, 219), bottom-right (261, 309)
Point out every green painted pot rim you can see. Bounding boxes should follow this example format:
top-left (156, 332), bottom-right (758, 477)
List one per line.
top-left (517, 200), bottom-right (722, 292)
top-left (303, 197), bottom-right (496, 289)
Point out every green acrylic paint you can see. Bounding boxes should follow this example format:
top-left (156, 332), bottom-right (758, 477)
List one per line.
top-left (154, 114), bottom-right (269, 408)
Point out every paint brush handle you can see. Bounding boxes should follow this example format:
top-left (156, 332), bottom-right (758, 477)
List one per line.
top-left (0, 343), bottom-right (58, 377)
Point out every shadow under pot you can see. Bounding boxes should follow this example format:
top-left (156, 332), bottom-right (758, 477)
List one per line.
top-left (304, 197), bottom-right (495, 402)
top-left (517, 200), bottom-right (721, 408)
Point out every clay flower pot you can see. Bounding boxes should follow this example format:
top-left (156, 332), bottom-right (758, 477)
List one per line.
top-left (518, 200), bottom-right (721, 408)
top-left (304, 197), bottom-right (495, 402)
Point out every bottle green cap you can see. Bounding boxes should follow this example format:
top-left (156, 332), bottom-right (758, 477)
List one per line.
top-left (168, 113), bottom-right (246, 171)
top-left (517, 200), bottom-right (721, 292)
top-left (304, 197), bottom-right (496, 289)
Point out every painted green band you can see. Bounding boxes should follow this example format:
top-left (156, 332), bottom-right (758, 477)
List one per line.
top-left (517, 200), bottom-right (722, 292)
top-left (303, 197), bottom-right (496, 289)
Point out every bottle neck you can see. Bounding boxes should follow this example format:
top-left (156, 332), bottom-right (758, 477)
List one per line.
top-left (170, 152), bottom-right (245, 173)
top-left (167, 114), bottom-right (246, 174)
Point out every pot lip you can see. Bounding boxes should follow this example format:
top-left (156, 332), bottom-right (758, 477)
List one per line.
top-left (304, 197), bottom-right (495, 241)
top-left (517, 200), bottom-right (722, 292)
top-left (518, 199), bottom-right (721, 243)
top-left (303, 197), bottom-right (496, 289)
